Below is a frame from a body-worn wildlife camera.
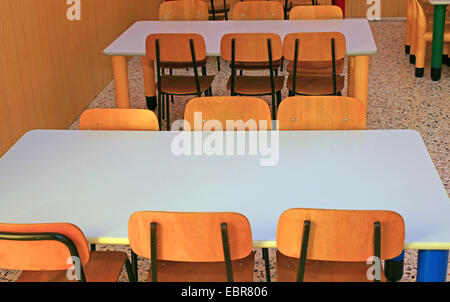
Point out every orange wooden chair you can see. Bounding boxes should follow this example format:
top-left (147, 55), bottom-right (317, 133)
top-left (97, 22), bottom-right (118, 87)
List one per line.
top-left (159, 0), bottom-right (209, 20)
top-left (231, 1), bottom-right (284, 20)
top-left (79, 108), bottom-right (160, 131)
top-left (277, 96), bottom-right (366, 130)
top-left (283, 32), bottom-right (346, 96)
top-left (276, 209), bottom-right (405, 282)
top-left (281, 0), bottom-right (319, 19)
top-left (220, 33), bottom-right (284, 120)
top-left (128, 211), bottom-right (255, 282)
top-left (0, 223), bottom-right (134, 282)
top-left (184, 96), bottom-right (272, 130)
top-left (146, 33), bottom-right (215, 130)
top-left (289, 4), bottom-right (343, 19)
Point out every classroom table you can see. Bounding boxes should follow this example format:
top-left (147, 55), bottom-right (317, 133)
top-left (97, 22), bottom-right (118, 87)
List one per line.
top-left (103, 19), bottom-right (377, 110)
top-left (429, 0), bottom-right (450, 81)
top-left (0, 129), bottom-right (449, 282)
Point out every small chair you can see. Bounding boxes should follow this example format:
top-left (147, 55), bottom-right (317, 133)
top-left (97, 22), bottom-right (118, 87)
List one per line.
top-left (283, 32), bottom-right (346, 96)
top-left (277, 96), bottom-right (366, 130)
top-left (221, 33), bottom-right (284, 120)
top-left (184, 96), bottom-right (272, 130)
top-left (289, 4), bottom-right (343, 19)
top-left (287, 5), bottom-right (344, 77)
top-left (282, 0), bottom-right (319, 19)
top-left (412, 0), bottom-right (450, 77)
top-left (159, 0), bottom-right (209, 20)
top-left (146, 33), bottom-right (215, 130)
top-left (276, 208), bottom-right (405, 282)
top-left (79, 108), bottom-right (160, 131)
top-left (232, 1), bottom-right (284, 20)
top-left (0, 223), bottom-right (134, 282)
top-left (128, 211), bottom-right (255, 282)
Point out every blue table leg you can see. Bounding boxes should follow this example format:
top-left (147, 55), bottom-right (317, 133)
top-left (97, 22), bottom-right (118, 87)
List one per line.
top-left (417, 250), bottom-right (449, 282)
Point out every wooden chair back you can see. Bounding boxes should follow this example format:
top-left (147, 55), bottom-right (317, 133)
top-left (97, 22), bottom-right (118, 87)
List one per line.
top-left (289, 5), bottom-right (343, 19)
top-left (79, 109), bottom-right (160, 131)
top-left (231, 1), bottom-right (284, 20)
top-left (221, 33), bottom-right (283, 62)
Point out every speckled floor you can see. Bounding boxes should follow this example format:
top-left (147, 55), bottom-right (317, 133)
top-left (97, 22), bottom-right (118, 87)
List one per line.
top-left (1, 20), bottom-right (448, 282)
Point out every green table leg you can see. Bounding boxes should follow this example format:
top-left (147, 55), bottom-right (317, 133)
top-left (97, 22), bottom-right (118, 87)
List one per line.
top-left (430, 5), bottom-right (448, 81)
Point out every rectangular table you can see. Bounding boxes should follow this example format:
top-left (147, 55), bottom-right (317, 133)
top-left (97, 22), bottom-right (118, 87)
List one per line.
top-left (0, 129), bottom-right (449, 281)
top-left (429, 0), bottom-right (450, 80)
top-left (103, 19), bottom-right (377, 110)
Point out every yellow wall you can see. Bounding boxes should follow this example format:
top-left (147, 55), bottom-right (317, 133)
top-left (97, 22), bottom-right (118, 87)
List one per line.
top-left (0, 0), bottom-right (161, 156)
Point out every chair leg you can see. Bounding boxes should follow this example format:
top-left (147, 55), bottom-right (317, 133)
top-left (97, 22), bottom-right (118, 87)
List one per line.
top-left (262, 248), bottom-right (271, 282)
top-left (166, 94), bottom-right (171, 131)
top-left (216, 57), bottom-right (221, 71)
top-left (124, 257), bottom-right (136, 282)
top-left (271, 94), bottom-right (276, 121)
top-left (276, 91), bottom-right (282, 108)
top-left (415, 37), bottom-right (426, 77)
top-left (157, 92), bottom-right (162, 130)
top-left (131, 250), bottom-right (138, 282)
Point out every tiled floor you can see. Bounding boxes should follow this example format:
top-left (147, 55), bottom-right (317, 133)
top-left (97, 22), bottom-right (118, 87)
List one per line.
top-left (1, 20), bottom-right (449, 282)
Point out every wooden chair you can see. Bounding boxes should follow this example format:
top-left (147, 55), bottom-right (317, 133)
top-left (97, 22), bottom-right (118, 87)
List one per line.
top-left (146, 33), bottom-right (215, 130)
top-left (220, 33), bottom-right (284, 120)
top-left (128, 211), bottom-right (255, 282)
top-left (231, 1), bottom-right (284, 20)
top-left (289, 4), bottom-right (343, 19)
top-left (277, 96), bottom-right (366, 130)
top-left (0, 223), bottom-right (134, 282)
top-left (276, 209), bottom-right (405, 282)
top-left (282, 0), bottom-right (318, 19)
top-left (160, 0), bottom-right (209, 20)
top-left (412, 0), bottom-right (450, 77)
top-left (201, 0), bottom-right (231, 20)
top-left (79, 109), bottom-right (160, 131)
top-left (184, 96), bottom-right (272, 130)
top-left (287, 5), bottom-right (344, 77)
top-left (283, 32), bottom-right (346, 96)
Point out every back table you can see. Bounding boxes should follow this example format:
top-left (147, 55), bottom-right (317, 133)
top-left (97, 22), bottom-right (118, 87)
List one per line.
top-left (103, 19), bottom-right (377, 110)
top-left (0, 130), bottom-right (448, 281)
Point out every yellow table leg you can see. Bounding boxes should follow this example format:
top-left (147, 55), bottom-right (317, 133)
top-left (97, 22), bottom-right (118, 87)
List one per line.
top-left (142, 56), bottom-right (157, 110)
top-left (353, 55), bottom-right (370, 110)
top-left (112, 56), bottom-right (130, 109)
top-left (347, 56), bottom-right (355, 98)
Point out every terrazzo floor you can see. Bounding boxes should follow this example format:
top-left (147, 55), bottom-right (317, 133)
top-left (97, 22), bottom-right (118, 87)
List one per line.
top-left (1, 20), bottom-right (449, 282)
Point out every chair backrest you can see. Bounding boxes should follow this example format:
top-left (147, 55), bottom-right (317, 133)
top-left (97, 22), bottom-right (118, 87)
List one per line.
top-left (289, 5), bottom-right (343, 19)
top-left (79, 109), bottom-right (160, 131)
top-left (221, 33), bottom-right (283, 62)
top-left (231, 1), bottom-right (284, 20)
top-left (276, 208), bottom-right (405, 262)
top-left (128, 211), bottom-right (253, 262)
top-left (184, 96), bottom-right (272, 130)
top-left (277, 96), bottom-right (366, 130)
top-left (283, 32), bottom-right (346, 62)
top-left (146, 33), bottom-right (207, 63)
top-left (159, 0), bottom-right (209, 20)
top-left (0, 223), bottom-right (90, 271)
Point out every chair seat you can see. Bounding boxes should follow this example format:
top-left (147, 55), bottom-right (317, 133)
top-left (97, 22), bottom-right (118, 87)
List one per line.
top-left (227, 75), bottom-right (284, 95)
top-left (160, 58), bottom-right (207, 69)
top-left (17, 251), bottom-right (128, 282)
top-left (276, 251), bottom-right (387, 282)
top-left (232, 59), bottom-right (283, 71)
top-left (147, 252), bottom-right (255, 282)
top-left (158, 75), bottom-right (215, 95)
top-left (287, 74), bottom-right (345, 95)
top-left (286, 59), bottom-right (345, 75)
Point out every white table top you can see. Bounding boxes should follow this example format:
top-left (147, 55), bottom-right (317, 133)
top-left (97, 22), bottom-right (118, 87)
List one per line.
top-left (429, 1), bottom-right (450, 5)
top-left (0, 130), bottom-right (448, 249)
top-left (103, 20), bottom-right (377, 57)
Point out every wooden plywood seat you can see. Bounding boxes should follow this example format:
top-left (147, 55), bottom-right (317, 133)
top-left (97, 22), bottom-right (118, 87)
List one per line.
top-left (159, 58), bottom-right (207, 69)
top-left (226, 75), bottom-right (285, 95)
top-left (286, 59), bottom-right (344, 75)
top-left (286, 74), bottom-right (344, 95)
top-left (276, 252), bottom-right (387, 282)
top-left (158, 75), bottom-right (215, 95)
top-left (18, 251), bottom-right (129, 282)
top-left (146, 253), bottom-right (255, 282)
top-left (232, 59), bottom-right (283, 70)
